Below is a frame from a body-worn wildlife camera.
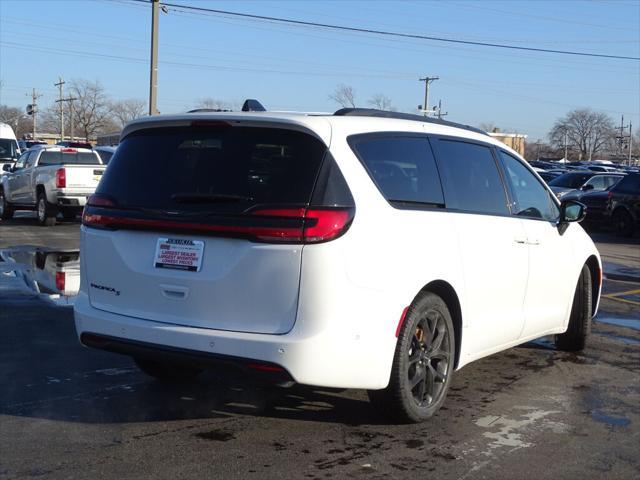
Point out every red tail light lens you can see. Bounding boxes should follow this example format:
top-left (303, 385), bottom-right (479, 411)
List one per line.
top-left (86, 194), bottom-right (117, 208)
top-left (60, 148), bottom-right (77, 153)
top-left (55, 272), bottom-right (66, 292)
top-left (83, 203), bottom-right (354, 244)
top-left (55, 168), bottom-right (66, 188)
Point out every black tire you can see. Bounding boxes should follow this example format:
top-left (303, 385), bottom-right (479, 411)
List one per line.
top-left (61, 209), bottom-right (77, 221)
top-left (0, 188), bottom-right (14, 220)
top-left (37, 191), bottom-right (56, 226)
top-left (556, 265), bottom-right (592, 352)
top-left (368, 292), bottom-right (456, 423)
top-left (134, 357), bottom-right (201, 382)
top-left (612, 209), bottom-right (635, 237)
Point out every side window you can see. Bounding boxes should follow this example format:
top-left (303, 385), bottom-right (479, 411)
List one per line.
top-left (24, 152), bottom-right (37, 168)
top-left (616, 175), bottom-right (640, 193)
top-left (433, 139), bottom-right (509, 215)
top-left (498, 150), bottom-right (559, 221)
top-left (586, 176), bottom-right (605, 190)
top-left (14, 152), bottom-right (29, 170)
top-left (349, 135), bottom-right (444, 206)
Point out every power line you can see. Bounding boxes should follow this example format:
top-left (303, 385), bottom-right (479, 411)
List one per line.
top-left (126, 0), bottom-right (640, 60)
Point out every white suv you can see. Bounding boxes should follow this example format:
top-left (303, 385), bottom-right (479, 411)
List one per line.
top-left (74, 108), bottom-right (601, 422)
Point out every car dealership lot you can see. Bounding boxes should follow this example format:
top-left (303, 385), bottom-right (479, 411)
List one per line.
top-left (1, 218), bottom-right (638, 479)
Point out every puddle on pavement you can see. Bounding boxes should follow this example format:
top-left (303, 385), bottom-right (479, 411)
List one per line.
top-left (0, 246), bottom-right (80, 305)
top-left (590, 411), bottom-right (632, 427)
top-left (595, 316), bottom-right (640, 331)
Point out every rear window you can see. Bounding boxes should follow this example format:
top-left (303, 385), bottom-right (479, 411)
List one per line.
top-left (96, 126), bottom-right (327, 213)
top-left (96, 150), bottom-right (114, 164)
top-left (548, 172), bottom-right (593, 189)
top-left (38, 151), bottom-right (101, 166)
top-left (349, 135), bottom-right (444, 206)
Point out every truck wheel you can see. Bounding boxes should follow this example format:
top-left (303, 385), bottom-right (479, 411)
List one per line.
top-left (0, 188), bottom-right (14, 220)
top-left (37, 192), bottom-right (56, 226)
top-left (61, 210), bottom-right (77, 221)
top-left (612, 209), bottom-right (635, 237)
top-left (368, 292), bottom-right (455, 423)
top-left (555, 265), bottom-right (592, 352)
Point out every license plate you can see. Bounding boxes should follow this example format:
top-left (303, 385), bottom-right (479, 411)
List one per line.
top-left (154, 238), bottom-right (204, 272)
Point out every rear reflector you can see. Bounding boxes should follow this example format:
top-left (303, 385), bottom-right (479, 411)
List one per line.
top-left (55, 168), bottom-right (66, 188)
top-left (395, 306), bottom-right (410, 337)
top-left (55, 272), bottom-right (66, 292)
top-left (246, 363), bottom-right (285, 373)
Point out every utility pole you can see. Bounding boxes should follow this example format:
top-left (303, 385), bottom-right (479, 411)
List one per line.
top-left (149, 0), bottom-right (160, 115)
top-left (436, 99), bottom-right (448, 120)
top-left (25, 88), bottom-right (43, 140)
top-left (418, 76), bottom-right (439, 117)
top-left (629, 122), bottom-right (633, 166)
top-left (54, 77), bottom-right (65, 142)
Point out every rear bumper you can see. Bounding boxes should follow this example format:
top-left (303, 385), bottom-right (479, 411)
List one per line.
top-left (73, 291), bottom-right (396, 389)
top-left (80, 332), bottom-right (294, 383)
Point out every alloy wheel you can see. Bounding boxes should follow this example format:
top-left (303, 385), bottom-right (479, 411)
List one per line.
top-left (406, 309), bottom-right (451, 407)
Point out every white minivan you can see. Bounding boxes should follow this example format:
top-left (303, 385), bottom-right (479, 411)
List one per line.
top-left (74, 108), bottom-right (601, 422)
top-left (0, 123), bottom-right (20, 173)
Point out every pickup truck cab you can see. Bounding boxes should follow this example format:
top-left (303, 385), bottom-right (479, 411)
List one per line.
top-left (0, 145), bottom-right (105, 225)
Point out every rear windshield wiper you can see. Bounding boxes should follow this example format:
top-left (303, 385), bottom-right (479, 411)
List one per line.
top-left (171, 193), bottom-right (254, 204)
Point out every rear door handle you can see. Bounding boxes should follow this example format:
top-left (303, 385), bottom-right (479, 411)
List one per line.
top-left (514, 236), bottom-right (527, 244)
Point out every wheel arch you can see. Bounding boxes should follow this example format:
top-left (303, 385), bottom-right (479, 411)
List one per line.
top-left (584, 255), bottom-right (601, 316)
top-left (416, 280), bottom-right (463, 370)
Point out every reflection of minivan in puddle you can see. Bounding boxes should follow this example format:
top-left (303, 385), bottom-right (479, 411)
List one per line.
top-left (0, 123), bottom-right (20, 173)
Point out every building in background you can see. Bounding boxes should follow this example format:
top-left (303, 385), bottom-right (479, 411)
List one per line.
top-left (488, 128), bottom-right (527, 156)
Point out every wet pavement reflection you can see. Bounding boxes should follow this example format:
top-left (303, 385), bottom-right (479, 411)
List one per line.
top-left (0, 245), bottom-right (80, 304)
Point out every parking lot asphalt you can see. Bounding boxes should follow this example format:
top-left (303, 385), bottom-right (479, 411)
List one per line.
top-left (1, 217), bottom-right (638, 479)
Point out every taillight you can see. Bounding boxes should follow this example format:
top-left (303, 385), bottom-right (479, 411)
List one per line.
top-left (250, 207), bottom-right (353, 243)
top-left (86, 194), bottom-right (117, 208)
top-left (83, 204), bottom-right (354, 244)
top-left (55, 168), bottom-right (66, 188)
top-left (55, 272), bottom-right (65, 292)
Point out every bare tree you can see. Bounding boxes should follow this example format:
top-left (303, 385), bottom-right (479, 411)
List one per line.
top-left (194, 97), bottom-right (233, 111)
top-left (549, 108), bottom-right (615, 161)
top-left (110, 98), bottom-right (146, 128)
top-left (368, 94), bottom-right (394, 111)
top-left (479, 122), bottom-right (498, 133)
top-left (69, 79), bottom-right (118, 140)
top-left (329, 84), bottom-right (356, 108)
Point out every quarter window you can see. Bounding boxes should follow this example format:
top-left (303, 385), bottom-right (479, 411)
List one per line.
top-left (498, 150), bottom-right (559, 221)
top-left (434, 139), bottom-right (508, 215)
top-left (349, 135), bottom-right (444, 206)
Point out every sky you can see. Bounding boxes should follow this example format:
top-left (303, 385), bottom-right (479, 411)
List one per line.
top-left (0, 0), bottom-right (638, 141)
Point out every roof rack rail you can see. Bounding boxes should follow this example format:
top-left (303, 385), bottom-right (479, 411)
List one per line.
top-left (187, 108), bottom-right (232, 113)
top-left (333, 108), bottom-right (488, 136)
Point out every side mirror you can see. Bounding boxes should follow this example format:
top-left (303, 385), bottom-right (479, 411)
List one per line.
top-left (581, 184), bottom-right (594, 191)
top-left (558, 200), bottom-right (586, 234)
top-left (2, 163), bottom-right (12, 172)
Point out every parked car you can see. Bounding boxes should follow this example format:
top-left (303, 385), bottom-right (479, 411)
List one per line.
top-left (56, 141), bottom-right (93, 149)
top-left (17, 140), bottom-right (47, 151)
top-left (93, 146), bottom-right (117, 165)
top-left (0, 145), bottom-right (105, 225)
top-left (538, 170), bottom-right (564, 183)
top-left (0, 123), bottom-right (20, 173)
top-left (606, 173), bottom-right (640, 237)
top-left (74, 107), bottom-right (601, 423)
top-left (548, 172), bottom-right (623, 199)
top-left (572, 186), bottom-right (617, 229)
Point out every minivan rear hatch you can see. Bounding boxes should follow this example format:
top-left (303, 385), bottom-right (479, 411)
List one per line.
top-left (82, 123), bottom-right (353, 334)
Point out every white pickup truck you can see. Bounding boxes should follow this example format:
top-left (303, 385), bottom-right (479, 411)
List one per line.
top-left (0, 145), bottom-right (105, 225)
